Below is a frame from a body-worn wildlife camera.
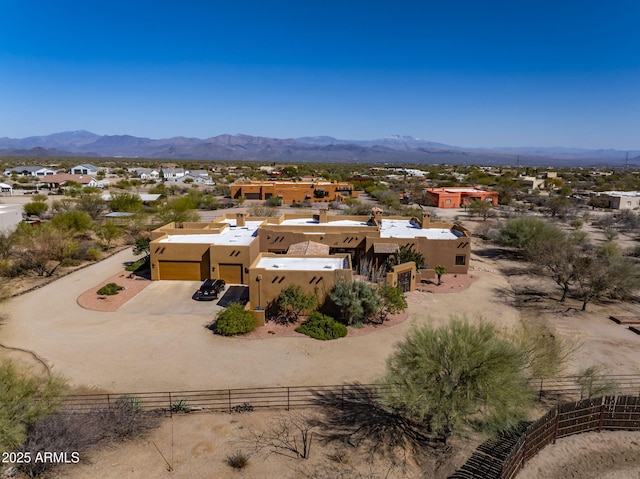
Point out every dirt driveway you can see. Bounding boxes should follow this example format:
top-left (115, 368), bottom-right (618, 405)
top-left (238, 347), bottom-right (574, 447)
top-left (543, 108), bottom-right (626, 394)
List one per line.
top-left (0, 246), bottom-right (522, 392)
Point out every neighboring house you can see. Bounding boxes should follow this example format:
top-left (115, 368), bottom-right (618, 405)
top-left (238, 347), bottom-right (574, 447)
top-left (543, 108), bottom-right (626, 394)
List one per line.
top-left (3, 166), bottom-right (55, 177)
top-left (422, 187), bottom-right (499, 208)
top-left (41, 174), bottom-right (99, 189)
top-left (0, 183), bottom-right (13, 196)
top-left (161, 168), bottom-right (187, 180)
top-left (70, 164), bottom-right (101, 175)
top-left (230, 180), bottom-right (358, 204)
top-left (174, 174), bottom-right (213, 185)
top-left (597, 191), bottom-right (640, 210)
top-left (131, 168), bottom-right (160, 180)
top-left (0, 204), bottom-right (22, 233)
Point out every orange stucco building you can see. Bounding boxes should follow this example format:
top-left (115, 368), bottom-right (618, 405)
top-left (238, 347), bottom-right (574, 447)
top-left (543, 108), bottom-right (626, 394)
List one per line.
top-left (423, 187), bottom-right (498, 208)
top-left (231, 180), bottom-right (357, 204)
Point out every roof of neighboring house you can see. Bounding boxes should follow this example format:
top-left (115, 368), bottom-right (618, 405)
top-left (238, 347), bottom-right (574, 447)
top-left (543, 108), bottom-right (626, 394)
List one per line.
top-left (42, 174), bottom-right (96, 185)
top-left (104, 212), bottom-right (135, 218)
top-left (6, 166), bottom-right (48, 172)
top-left (287, 241), bottom-right (330, 256)
top-left (0, 183), bottom-right (12, 189)
top-left (72, 163), bottom-right (100, 171)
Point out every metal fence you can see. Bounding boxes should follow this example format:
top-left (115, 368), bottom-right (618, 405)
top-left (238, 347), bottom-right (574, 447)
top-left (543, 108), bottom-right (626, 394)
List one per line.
top-left (61, 383), bottom-right (391, 414)
top-left (60, 374), bottom-right (640, 414)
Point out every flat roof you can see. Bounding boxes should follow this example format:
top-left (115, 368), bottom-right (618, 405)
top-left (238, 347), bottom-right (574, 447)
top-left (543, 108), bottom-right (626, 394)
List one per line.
top-left (159, 220), bottom-right (261, 246)
top-left (603, 191), bottom-right (640, 197)
top-left (379, 219), bottom-right (461, 239)
top-left (256, 256), bottom-right (348, 271)
top-left (279, 218), bottom-right (370, 227)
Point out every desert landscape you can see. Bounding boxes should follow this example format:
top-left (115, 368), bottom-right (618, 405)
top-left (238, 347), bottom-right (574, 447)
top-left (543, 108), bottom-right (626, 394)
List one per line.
top-left (2, 210), bottom-right (640, 478)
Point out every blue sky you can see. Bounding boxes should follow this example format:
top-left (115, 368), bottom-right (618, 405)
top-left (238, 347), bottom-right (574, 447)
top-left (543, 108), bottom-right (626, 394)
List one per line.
top-left (1, 0), bottom-right (639, 149)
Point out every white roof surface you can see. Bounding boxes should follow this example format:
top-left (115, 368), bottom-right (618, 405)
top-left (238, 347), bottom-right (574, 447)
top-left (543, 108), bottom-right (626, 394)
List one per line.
top-left (159, 220), bottom-right (261, 245)
top-left (379, 219), bottom-right (461, 239)
top-left (256, 256), bottom-right (348, 271)
top-left (603, 191), bottom-right (640, 197)
top-left (279, 218), bottom-right (370, 227)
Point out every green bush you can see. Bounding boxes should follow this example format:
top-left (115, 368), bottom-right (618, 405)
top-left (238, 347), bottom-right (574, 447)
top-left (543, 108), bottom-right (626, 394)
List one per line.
top-left (23, 201), bottom-right (48, 218)
top-left (86, 246), bottom-right (102, 261)
top-left (295, 312), bottom-right (347, 340)
top-left (97, 283), bottom-right (124, 296)
top-left (211, 303), bottom-right (257, 336)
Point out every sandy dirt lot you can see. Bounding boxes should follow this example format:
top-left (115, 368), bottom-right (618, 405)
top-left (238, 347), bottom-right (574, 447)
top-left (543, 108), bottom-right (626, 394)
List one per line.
top-left (3, 210), bottom-right (640, 478)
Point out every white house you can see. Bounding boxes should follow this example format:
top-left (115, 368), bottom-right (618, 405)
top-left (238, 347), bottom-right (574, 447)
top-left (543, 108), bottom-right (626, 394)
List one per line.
top-left (0, 183), bottom-right (13, 196)
top-left (174, 174), bottom-right (214, 185)
top-left (3, 166), bottom-right (55, 177)
top-left (70, 164), bottom-right (101, 175)
top-left (131, 168), bottom-right (160, 180)
top-left (598, 191), bottom-right (640, 210)
top-left (161, 168), bottom-right (188, 180)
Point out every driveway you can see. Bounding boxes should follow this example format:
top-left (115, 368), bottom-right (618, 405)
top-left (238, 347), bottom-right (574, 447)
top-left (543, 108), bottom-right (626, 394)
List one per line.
top-left (119, 280), bottom-right (222, 317)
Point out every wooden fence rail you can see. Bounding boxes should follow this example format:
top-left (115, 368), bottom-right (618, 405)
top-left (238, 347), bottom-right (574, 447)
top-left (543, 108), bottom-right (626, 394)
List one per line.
top-left (500, 395), bottom-right (640, 479)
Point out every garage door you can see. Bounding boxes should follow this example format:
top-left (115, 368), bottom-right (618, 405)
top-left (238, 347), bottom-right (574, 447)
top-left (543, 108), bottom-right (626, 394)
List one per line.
top-left (219, 263), bottom-right (243, 284)
top-left (158, 261), bottom-right (202, 280)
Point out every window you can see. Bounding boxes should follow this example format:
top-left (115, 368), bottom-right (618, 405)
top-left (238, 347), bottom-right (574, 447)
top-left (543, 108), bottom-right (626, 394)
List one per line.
top-left (445, 199), bottom-right (451, 204)
top-left (455, 255), bottom-right (466, 266)
top-left (627, 201), bottom-right (632, 207)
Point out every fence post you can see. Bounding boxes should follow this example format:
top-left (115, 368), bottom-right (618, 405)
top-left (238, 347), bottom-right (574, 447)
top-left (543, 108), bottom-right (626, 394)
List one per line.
top-left (228, 389), bottom-right (232, 413)
top-left (287, 387), bottom-right (290, 411)
top-left (169, 392), bottom-right (172, 416)
top-left (598, 403), bottom-right (605, 432)
top-left (552, 409), bottom-right (560, 444)
top-left (341, 385), bottom-right (345, 411)
top-left (539, 378), bottom-right (544, 400)
top-left (107, 394), bottom-right (111, 409)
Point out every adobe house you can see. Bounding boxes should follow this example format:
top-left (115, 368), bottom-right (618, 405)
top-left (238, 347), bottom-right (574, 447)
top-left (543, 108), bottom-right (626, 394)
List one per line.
top-left (231, 180), bottom-right (358, 204)
top-left (149, 208), bottom-right (471, 285)
top-left (248, 253), bottom-right (353, 325)
top-left (423, 187), bottom-right (498, 208)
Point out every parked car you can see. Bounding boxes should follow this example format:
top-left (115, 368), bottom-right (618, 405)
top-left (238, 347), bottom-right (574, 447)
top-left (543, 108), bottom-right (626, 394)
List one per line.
top-left (195, 279), bottom-right (226, 300)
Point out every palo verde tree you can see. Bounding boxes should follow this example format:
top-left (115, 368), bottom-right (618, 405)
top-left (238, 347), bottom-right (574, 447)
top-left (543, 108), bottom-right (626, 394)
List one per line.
top-left (382, 318), bottom-right (534, 442)
top-left (0, 360), bottom-right (68, 451)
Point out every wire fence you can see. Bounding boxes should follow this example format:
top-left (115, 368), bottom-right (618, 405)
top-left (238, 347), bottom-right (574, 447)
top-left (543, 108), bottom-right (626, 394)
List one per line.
top-left (60, 374), bottom-right (640, 414)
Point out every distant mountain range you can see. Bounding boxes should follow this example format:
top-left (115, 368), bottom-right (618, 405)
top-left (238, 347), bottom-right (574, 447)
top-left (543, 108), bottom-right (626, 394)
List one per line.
top-left (0, 131), bottom-right (638, 167)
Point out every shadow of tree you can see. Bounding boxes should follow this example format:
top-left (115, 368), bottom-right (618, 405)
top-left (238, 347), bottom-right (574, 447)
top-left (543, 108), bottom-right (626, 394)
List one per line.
top-left (310, 383), bottom-right (441, 463)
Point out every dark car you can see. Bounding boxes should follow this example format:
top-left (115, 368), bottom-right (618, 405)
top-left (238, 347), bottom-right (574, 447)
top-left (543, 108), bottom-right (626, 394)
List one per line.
top-left (195, 279), bottom-right (226, 301)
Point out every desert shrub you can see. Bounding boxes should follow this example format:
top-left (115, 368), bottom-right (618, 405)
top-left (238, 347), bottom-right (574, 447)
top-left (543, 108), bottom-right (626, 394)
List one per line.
top-left (97, 283), bottom-right (124, 296)
top-left (210, 303), bottom-right (257, 336)
top-left (50, 210), bottom-right (94, 232)
top-left (265, 196), bottom-right (283, 207)
top-left (18, 395), bottom-right (159, 477)
top-left (328, 279), bottom-right (382, 325)
top-left (295, 312), bottom-right (347, 340)
top-left (85, 246), bottom-right (102, 261)
top-left (277, 285), bottom-right (318, 323)
top-left (23, 201), bottom-right (48, 218)
top-left (226, 451), bottom-right (250, 469)
top-left (379, 284), bottom-right (407, 315)
top-left (248, 205), bottom-right (278, 217)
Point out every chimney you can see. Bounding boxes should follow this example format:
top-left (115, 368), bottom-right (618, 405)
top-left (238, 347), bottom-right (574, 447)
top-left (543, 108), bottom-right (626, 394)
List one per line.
top-left (318, 205), bottom-right (329, 223)
top-left (236, 212), bottom-right (246, 227)
top-left (421, 211), bottom-right (431, 229)
top-left (371, 207), bottom-right (383, 226)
